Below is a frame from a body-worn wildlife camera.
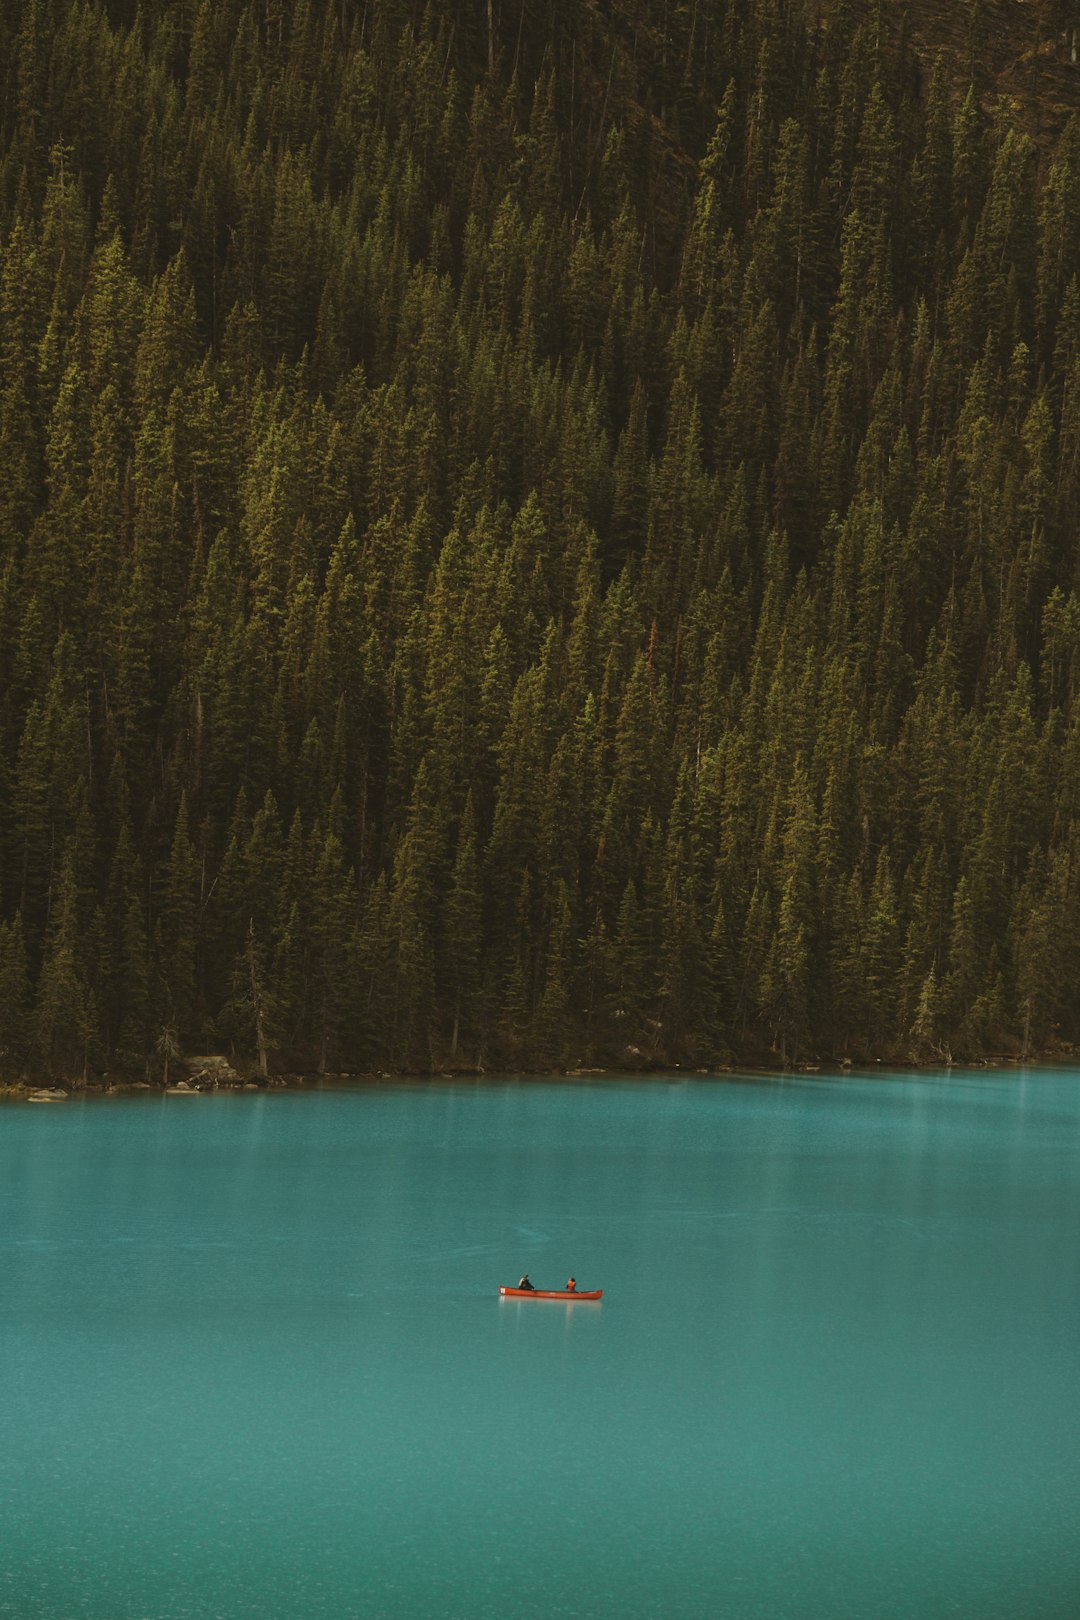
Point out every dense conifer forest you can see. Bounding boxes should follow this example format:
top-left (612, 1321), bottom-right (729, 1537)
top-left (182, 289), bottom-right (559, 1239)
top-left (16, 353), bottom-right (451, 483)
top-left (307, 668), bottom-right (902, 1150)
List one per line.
top-left (4, 0), bottom-right (1080, 1081)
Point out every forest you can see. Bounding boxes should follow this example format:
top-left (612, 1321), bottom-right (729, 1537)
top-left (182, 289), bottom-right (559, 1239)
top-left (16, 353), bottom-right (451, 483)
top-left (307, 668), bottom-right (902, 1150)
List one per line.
top-left (3, 0), bottom-right (1080, 1081)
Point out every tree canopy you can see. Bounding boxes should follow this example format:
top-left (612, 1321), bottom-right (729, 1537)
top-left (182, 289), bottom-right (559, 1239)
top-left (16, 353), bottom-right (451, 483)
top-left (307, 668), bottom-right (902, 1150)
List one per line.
top-left (4, 0), bottom-right (1080, 1077)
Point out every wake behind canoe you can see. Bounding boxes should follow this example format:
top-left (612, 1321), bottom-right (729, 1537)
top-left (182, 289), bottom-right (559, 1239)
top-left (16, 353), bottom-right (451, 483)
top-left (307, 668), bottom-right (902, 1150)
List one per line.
top-left (499, 1286), bottom-right (603, 1300)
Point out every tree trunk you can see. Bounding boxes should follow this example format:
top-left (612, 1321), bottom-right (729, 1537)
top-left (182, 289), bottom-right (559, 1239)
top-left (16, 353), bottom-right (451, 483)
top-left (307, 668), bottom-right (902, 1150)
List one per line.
top-left (248, 921), bottom-right (269, 1076)
top-left (450, 991), bottom-right (460, 1061)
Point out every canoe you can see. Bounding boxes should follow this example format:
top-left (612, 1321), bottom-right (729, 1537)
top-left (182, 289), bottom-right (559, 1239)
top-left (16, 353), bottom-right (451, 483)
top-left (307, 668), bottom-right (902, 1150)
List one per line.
top-left (499, 1286), bottom-right (603, 1300)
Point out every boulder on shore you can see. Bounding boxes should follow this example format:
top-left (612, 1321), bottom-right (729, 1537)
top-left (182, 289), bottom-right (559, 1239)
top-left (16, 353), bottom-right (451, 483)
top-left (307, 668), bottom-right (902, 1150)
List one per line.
top-left (183, 1055), bottom-right (242, 1089)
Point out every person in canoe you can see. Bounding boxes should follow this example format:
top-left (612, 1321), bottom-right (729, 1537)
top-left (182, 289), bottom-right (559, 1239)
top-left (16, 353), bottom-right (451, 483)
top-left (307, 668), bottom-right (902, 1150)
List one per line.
top-left (517, 1273), bottom-right (534, 1290)
top-left (565, 1277), bottom-right (577, 1292)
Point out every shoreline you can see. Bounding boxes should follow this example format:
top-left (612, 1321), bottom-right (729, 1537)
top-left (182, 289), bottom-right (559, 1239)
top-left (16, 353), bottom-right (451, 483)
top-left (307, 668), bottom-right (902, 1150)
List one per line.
top-left (2, 1052), bottom-right (1077, 1104)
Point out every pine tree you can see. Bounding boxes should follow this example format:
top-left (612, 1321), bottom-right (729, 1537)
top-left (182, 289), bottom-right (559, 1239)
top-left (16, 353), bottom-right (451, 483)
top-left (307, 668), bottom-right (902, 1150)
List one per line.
top-left (34, 848), bottom-right (91, 1079)
top-left (156, 794), bottom-right (200, 1044)
top-left (311, 826), bottom-right (359, 1071)
top-left (0, 915), bottom-right (31, 1073)
top-left (1, 0), bottom-right (1080, 1080)
top-left (442, 795), bottom-right (483, 1062)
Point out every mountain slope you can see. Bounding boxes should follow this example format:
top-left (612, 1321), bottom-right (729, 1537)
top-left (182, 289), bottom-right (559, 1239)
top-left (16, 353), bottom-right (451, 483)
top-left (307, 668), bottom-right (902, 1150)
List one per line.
top-left (2, 1), bottom-right (1080, 1080)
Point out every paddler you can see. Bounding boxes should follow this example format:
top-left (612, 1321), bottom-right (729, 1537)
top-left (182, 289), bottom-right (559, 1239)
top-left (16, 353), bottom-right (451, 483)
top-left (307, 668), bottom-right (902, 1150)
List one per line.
top-left (517, 1272), bottom-right (534, 1290)
top-left (565, 1277), bottom-right (577, 1291)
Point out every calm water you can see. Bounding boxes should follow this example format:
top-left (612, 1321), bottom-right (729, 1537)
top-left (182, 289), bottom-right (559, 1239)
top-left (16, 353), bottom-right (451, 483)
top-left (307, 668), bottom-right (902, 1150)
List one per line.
top-left (2, 1071), bottom-right (1079, 1619)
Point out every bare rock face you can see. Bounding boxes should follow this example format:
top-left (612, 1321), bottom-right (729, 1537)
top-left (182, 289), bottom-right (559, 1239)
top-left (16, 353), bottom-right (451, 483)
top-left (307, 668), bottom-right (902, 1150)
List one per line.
top-left (27, 1088), bottom-right (68, 1103)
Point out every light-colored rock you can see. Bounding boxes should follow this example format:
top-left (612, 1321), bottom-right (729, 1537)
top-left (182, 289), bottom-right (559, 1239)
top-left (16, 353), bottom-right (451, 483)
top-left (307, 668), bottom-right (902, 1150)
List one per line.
top-left (184, 1055), bottom-right (241, 1085)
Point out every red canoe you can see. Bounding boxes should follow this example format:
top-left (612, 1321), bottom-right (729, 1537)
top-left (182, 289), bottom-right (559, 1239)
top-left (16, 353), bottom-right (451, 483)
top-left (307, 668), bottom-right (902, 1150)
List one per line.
top-left (499, 1286), bottom-right (603, 1300)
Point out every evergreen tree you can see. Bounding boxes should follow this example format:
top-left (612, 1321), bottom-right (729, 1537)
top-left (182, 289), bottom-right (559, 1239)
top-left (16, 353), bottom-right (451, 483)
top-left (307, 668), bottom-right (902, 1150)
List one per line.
top-left (34, 848), bottom-right (91, 1079)
top-left (0, 914), bottom-right (31, 1073)
top-left (0, 0), bottom-right (1078, 1079)
top-left (156, 795), bottom-right (200, 1043)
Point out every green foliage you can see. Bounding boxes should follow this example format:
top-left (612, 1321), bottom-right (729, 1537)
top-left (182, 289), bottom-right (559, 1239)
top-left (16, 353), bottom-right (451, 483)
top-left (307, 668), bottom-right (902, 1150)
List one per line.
top-left (3, 0), bottom-right (1080, 1079)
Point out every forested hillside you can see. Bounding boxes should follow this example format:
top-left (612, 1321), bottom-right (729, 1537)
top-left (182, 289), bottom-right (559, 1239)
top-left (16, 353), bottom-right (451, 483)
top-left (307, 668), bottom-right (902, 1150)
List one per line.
top-left (3, 0), bottom-right (1080, 1080)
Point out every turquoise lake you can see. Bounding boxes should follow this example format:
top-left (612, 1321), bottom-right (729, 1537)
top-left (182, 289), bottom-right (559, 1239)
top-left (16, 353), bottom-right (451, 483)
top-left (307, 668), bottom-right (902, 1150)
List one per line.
top-left (2, 1070), bottom-right (1079, 1619)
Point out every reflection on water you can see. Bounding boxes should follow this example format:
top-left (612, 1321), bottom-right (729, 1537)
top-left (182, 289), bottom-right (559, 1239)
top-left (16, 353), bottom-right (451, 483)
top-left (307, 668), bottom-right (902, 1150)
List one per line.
top-left (1, 1070), bottom-right (1079, 1619)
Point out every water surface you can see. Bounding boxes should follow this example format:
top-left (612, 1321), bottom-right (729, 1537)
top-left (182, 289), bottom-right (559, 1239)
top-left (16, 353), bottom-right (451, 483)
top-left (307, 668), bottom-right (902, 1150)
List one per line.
top-left (2, 1070), bottom-right (1079, 1618)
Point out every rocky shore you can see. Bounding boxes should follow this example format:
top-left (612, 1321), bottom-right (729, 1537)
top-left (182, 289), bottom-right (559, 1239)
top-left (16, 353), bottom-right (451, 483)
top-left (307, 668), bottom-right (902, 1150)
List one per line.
top-left (1, 1049), bottom-right (1069, 1104)
top-left (1, 1054), bottom-right (302, 1102)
